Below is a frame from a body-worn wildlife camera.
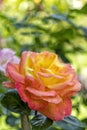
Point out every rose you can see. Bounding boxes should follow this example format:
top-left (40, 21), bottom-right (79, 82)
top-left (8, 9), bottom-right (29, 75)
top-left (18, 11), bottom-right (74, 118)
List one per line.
top-left (0, 48), bottom-right (20, 74)
top-left (4, 51), bottom-right (81, 120)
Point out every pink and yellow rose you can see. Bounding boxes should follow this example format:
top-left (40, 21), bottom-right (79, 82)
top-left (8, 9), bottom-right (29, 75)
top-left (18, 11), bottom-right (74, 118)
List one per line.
top-left (4, 51), bottom-right (81, 120)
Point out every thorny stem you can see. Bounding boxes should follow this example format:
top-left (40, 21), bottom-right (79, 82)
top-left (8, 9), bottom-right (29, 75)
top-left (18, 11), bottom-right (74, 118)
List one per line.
top-left (21, 114), bottom-right (32, 130)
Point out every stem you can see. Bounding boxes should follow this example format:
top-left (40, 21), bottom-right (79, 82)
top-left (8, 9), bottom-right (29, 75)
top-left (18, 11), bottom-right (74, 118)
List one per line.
top-left (21, 114), bottom-right (32, 130)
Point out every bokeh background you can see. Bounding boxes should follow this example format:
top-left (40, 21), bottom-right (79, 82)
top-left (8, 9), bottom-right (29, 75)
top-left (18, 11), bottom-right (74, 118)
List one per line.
top-left (0, 0), bottom-right (87, 129)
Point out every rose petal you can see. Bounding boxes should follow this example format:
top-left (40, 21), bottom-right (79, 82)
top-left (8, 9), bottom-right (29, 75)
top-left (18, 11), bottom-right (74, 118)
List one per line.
top-left (19, 51), bottom-right (29, 75)
top-left (42, 95), bottom-right (62, 104)
top-left (49, 64), bottom-right (73, 76)
top-left (15, 83), bottom-right (28, 102)
top-left (7, 63), bottom-right (25, 83)
top-left (3, 81), bottom-right (15, 88)
top-left (26, 87), bottom-right (56, 97)
top-left (60, 82), bottom-right (81, 97)
top-left (19, 51), bottom-right (37, 76)
top-left (34, 51), bottom-right (57, 68)
top-left (25, 76), bottom-right (45, 90)
top-left (38, 71), bottom-right (72, 89)
top-left (39, 98), bottom-right (72, 121)
top-left (27, 97), bottom-right (47, 110)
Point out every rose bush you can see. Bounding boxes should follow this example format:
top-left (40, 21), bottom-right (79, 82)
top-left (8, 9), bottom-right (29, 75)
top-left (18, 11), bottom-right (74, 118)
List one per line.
top-left (4, 51), bottom-right (81, 120)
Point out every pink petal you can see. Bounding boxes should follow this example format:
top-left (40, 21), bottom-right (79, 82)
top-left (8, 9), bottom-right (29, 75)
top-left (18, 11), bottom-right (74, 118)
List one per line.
top-left (15, 83), bottom-right (28, 102)
top-left (26, 87), bottom-right (56, 97)
top-left (25, 76), bottom-right (45, 91)
top-left (6, 63), bottom-right (25, 83)
top-left (3, 81), bottom-right (15, 88)
top-left (42, 95), bottom-right (62, 104)
top-left (59, 82), bottom-right (81, 97)
top-left (39, 98), bottom-right (72, 121)
top-left (27, 97), bottom-right (47, 110)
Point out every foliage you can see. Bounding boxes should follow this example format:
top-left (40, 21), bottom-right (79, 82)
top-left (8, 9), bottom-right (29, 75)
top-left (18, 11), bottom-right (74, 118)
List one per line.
top-left (1, 90), bottom-right (30, 114)
top-left (31, 113), bottom-right (53, 130)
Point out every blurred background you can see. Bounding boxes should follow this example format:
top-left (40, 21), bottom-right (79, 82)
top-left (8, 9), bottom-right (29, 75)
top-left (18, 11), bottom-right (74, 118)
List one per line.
top-left (0, 0), bottom-right (87, 129)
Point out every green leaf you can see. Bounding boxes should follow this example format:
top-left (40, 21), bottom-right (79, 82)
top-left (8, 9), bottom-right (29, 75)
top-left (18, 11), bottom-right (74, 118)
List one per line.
top-left (79, 3), bottom-right (87, 14)
top-left (50, 14), bottom-right (78, 28)
top-left (31, 113), bottom-right (53, 130)
top-left (47, 127), bottom-right (61, 130)
top-left (0, 73), bottom-right (8, 84)
top-left (1, 90), bottom-right (30, 114)
top-left (0, 73), bottom-right (8, 95)
top-left (78, 26), bottom-right (87, 37)
top-left (6, 114), bottom-right (18, 126)
top-left (54, 116), bottom-right (86, 130)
